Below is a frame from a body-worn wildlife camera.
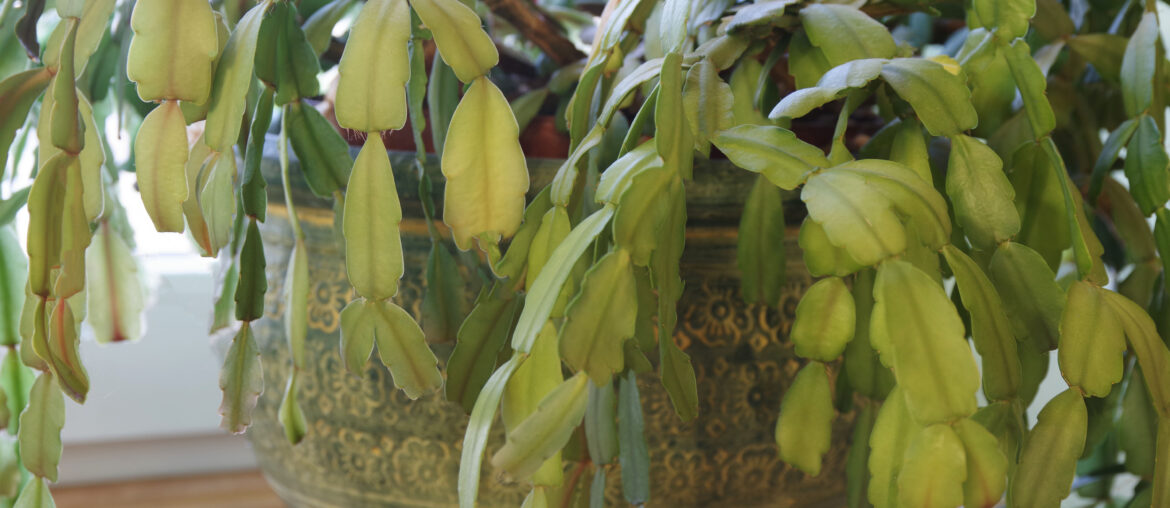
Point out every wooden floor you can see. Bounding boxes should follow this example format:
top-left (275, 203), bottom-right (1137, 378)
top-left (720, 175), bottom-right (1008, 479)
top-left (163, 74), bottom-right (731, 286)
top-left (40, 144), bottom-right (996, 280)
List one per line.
top-left (54, 470), bottom-right (285, 508)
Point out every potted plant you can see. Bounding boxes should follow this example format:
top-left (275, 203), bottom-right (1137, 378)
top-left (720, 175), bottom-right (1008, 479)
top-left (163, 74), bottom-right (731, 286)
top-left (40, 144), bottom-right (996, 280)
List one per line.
top-left (2, 0), bottom-right (1170, 505)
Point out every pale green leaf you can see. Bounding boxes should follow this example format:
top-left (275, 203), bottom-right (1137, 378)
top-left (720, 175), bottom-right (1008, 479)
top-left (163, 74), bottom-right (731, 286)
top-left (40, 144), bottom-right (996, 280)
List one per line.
top-left (1103, 291), bottom-right (1170, 418)
top-left (880, 58), bottom-right (978, 137)
top-left (988, 242), bottom-right (1064, 350)
top-left (941, 246), bottom-right (1020, 401)
top-left (874, 260), bottom-right (979, 425)
top-left (126, 0), bottom-right (218, 102)
top-left (711, 125), bottom-right (828, 190)
top-left (442, 77), bottom-right (529, 250)
top-left (460, 355), bottom-right (522, 508)
top-left (868, 386), bottom-right (919, 508)
top-left (682, 59), bottom-right (734, 152)
top-left (560, 250), bottom-right (636, 384)
top-left (134, 101), bottom-right (189, 233)
top-left (410, 0), bottom-right (499, 82)
top-left (284, 240), bottom-right (309, 369)
top-left (344, 136), bottom-right (404, 300)
top-left (503, 322), bottom-right (563, 486)
top-left (972, 0), bottom-right (1034, 41)
top-left (954, 418), bottom-right (1008, 508)
top-left (1009, 389), bottom-right (1086, 508)
top-left (595, 141), bottom-right (662, 204)
top-left (218, 322), bottom-right (263, 434)
top-left (897, 424), bottom-right (966, 508)
top-left (775, 362), bottom-right (834, 476)
top-left (13, 477), bottom-right (54, 508)
top-left (491, 372), bottom-right (589, 481)
top-left (511, 206), bottom-right (614, 353)
top-left (947, 135), bottom-right (1020, 249)
top-left (336, 0), bottom-right (411, 131)
top-left (769, 58), bottom-right (883, 120)
top-left (278, 372), bottom-right (307, 445)
top-left (1058, 281), bottom-right (1125, 397)
top-left (204, 4), bottom-right (265, 152)
top-left (199, 152), bottom-right (236, 255)
top-left (0, 226), bottom-right (26, 347)
top-left (800, 4), bottom-right (895, 66)
top-left (791, 277), bottom-right (854, 362)
top-left (86, 222), bottom-right (145, 344)
top-left (0, 69), bottom-right (52, 179)
top-left (17, 373), bottom-right (63, 482)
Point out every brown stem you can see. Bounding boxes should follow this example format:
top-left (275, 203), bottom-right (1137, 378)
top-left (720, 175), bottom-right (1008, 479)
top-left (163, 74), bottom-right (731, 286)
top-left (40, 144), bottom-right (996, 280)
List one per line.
top-left (482, 0), bottom-right (586, 66)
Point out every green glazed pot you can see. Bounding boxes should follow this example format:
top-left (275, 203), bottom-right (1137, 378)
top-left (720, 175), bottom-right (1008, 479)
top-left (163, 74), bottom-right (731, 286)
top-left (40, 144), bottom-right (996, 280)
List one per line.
top-left (244, 135), bottom-right (850, 507)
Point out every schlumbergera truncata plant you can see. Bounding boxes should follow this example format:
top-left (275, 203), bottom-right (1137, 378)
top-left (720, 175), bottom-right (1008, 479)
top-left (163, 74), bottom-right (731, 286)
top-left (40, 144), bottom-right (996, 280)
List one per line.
top-left (1, 0), bottom-right (1170, 504)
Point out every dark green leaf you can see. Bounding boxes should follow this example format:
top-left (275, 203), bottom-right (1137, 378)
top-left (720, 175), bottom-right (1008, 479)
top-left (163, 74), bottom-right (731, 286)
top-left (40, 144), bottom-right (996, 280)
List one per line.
top-left (988, 242), bottom-right (1064, 350)
top-left (234, 220), bottom-right (267, 322)
top-left (446, 286), bottom-right (520, 412)
top-left (1087, 118), bottom-right (1138, 202)
top-left (16, 0), bottom-right (46, 60)
top-left (422, 243), bottom-right (466, 343)
top-left (737, 176), bottom-right (786, 306)
top-left (1002, 40), bottom-right (1055, 139)
top-left (1066, 34), bottom-right (1127, 83)
top-left (254, 2), bottom-right (321, 105)
top-left (941, 245), bottom-right (1021, 401)
top-left (242, 87), bottom-right (273, 220)
top-left (285, 101), bottom-right (353, 197)
top-left (1124, 115), bottom-right (1170, 216)
top-left (1120, 13), bottom-right (1157, 117)
top-left (618, 371), bottom-right (650, 504)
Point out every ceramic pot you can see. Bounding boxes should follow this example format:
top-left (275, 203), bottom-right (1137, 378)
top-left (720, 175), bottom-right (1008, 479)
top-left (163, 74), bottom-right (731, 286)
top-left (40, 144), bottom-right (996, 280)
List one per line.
top-left (244, 135), bottom-right (850, 507)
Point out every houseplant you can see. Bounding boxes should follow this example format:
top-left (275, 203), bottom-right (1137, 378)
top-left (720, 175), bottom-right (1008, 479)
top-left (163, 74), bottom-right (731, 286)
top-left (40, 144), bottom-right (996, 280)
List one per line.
top-left (0, 0), bottom-right (1169, 507)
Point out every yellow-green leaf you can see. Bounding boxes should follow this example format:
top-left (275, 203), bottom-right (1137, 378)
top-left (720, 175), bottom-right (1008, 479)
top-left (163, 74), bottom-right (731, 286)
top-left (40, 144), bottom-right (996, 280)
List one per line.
top-left (503, 322), bottom-right (564, 486)
top-left (491, 372), bottom-right (589, 481)
top-left (880, 58), bottom-right (978, 137)
top-left (17, 373), bottom-right (63, 482)
top-left (1009, 388), bottom-right (1086, 508)
top-left (560, 249), bottom-right (637, 384)
top-left (49, 19), bottom-right (83, 155)
top-left (204, 4), bottom-right (265, 152)
top-left (988, 242), bottom-right (1064, 350)
top-left (126, 0), bottom-right (218, 102)
top-left (972, 0), bottom-right (1035, 41)
top-left (798, 217), bottom-right (863, 277)
top-left (800, 4), bottom-right (895, 66)
top-left (441, 77), bottom-right (529, 250)
top-left (1002, 40), bottom-right (1055, 139)
top-left (409, 0), bottom-right (499, 82)
top-left (954, 418), bottom-right (1007, 508)
top-left (284, 240), bottom-right (309, 369)
top-left (941, 245), bottom-right (1020, 401)
top-left (791, 277), bottom-right (854, 362)
top-left (946, 134), bottom-right (1019, 249)
top-left (278, 372), bottom-right (307, 445)
top-left (335, 0), bottom-right (411, 131)
top-left (874, 260), bottom-right (979, 425)
top-left (1103, 290), bottom-right (1170, 418)
top-left (1058, 282), bottom-right (1125, 397)
top-left (682, 59), bottom-right (734, 153)
top-left (13, 477), bottom-right (54, 508)
top-left (25, 155), bottom-right (73, 297)
top-left (134, 101), bottom-right (190, 233)
top-left (775, 362), bottom-right (834, 476)
top-left (711, 125), bottom-right (828, 190)
top-left (868, 386), bottom-right (919, 508)
top-left (897, 424), bottom-right (966, 508)
top-left (340, 298), bottom-right (441, 398)
top-left (344, 136), bottom-right (404, 300)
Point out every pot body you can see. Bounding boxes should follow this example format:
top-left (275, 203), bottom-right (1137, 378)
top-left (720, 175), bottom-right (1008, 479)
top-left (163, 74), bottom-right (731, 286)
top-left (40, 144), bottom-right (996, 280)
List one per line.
top-left (246, 140), bottom-right (849, 507)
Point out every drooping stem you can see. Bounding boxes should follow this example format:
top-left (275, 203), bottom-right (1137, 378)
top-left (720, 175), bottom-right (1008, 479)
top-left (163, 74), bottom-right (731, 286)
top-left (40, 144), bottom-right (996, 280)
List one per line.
top-left (481, 0), bottom-right (585, 65)
top-left (278, 111), bottom-right (304, 242)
